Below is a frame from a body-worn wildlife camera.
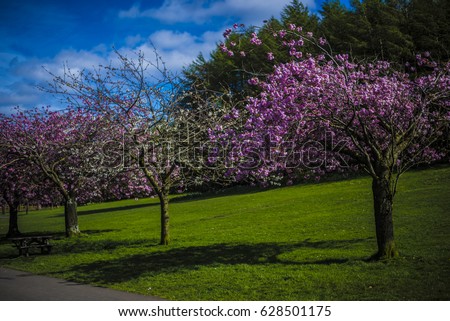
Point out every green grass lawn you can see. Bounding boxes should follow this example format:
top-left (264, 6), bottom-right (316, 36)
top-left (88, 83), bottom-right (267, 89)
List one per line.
top-left (0, 166), bottom-right (449, 300)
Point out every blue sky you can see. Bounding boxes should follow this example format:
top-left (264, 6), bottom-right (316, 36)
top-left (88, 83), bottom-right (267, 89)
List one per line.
top-left (0, 0), bottom-right (349, 113)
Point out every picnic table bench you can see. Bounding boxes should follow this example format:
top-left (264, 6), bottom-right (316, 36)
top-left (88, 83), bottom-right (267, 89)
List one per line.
top-left (8, 235), bottom-right (53, 256)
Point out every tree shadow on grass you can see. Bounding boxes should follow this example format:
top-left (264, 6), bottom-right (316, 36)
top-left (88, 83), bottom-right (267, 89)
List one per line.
top-left (62, 238), bottom-right (370, 285)
top-left (77, 203), bottom-right (160, 216)
top-left (1, 229), bottom-right (120, 242)
top-left (170, 185), bottom-right (267, 204)
top-left (55, 238), bottom-right (158, 254)
top-left (170, 171), bottom-right (372, 205)
top-left (51, 203), bottom-right (159, 218)
top-left (0, 229), bottom-right (123, 258)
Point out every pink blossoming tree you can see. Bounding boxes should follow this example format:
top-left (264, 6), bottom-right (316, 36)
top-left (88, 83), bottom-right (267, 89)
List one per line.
top-left (0, 157), bottom-right (34, 237)
top-left (46, 50), bottom-right (229, 245)
top-left (0, 108), bottom-right (114, 237)
top-left (217, 24), bottom-right (450, 259)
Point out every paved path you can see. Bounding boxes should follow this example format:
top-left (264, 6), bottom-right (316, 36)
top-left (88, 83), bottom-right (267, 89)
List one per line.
top-left (0, 267), bottom-right (165, 301)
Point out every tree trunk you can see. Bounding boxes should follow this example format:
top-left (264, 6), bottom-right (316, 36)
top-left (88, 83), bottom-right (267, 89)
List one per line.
top-left (372, 175), bottom-right (398, 260)
top-left (64, 198), bottom-right (80, 237)
top-left (159, 194), bottom-right (170, 245)
top-left (6, 202), bottom-right (21, 238)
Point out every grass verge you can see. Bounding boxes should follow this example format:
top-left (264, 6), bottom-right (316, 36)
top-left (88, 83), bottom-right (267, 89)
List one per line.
top-left (0, 166), bottom-right (449, 300)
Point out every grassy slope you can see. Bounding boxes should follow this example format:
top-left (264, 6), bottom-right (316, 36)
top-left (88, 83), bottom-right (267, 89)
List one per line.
top-left (0, 166), bottom-right (449, 300)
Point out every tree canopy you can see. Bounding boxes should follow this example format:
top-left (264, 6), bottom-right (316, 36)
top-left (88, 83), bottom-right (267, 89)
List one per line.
top-left (183, 0), bottom-right (450, 106)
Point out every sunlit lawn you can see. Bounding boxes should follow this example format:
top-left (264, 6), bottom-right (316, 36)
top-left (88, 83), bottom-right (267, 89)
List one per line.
top-left (0, 166), bottom-right (449, 300)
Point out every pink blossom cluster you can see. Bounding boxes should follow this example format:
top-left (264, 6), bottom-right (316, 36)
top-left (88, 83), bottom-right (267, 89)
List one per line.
top-left (212, 24), bottom-right (450, 185)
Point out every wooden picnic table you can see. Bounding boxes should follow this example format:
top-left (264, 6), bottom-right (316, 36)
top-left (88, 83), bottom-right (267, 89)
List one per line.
top-left (8, 235), bottom-right (53, 256)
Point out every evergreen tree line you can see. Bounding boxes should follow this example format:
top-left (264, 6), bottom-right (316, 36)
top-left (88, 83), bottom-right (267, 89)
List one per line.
top-left (183, 0), bottom-right (450, 101)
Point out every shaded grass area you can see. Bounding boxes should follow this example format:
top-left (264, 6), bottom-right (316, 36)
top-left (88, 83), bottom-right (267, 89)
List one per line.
top-left (0, 166), bottom-right (449, 300)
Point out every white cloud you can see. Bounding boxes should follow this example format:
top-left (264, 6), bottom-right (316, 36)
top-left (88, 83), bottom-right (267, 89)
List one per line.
top-left (0, 35), bottom-right (214, 112)
top-left (0, 48), bottom-right (111, 111)
top-left (145, 29), bottom-right (220, 71)
top-left (3, 0), bottom-right (323, 112)
top-left (125, 34), bottom-right (144, 47)
top-left (53, 49), bottom-right (108, 72)
top-left (118, 3), bottom-right (142, 18)
top-left (149, 30), bottom-right (197, 49)
top-left (0, 83), bottom-right (40, 106)
top-left (119, 0), bottom-right (316, 25)
top-left (10, 49), bottom-right (108, 84)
